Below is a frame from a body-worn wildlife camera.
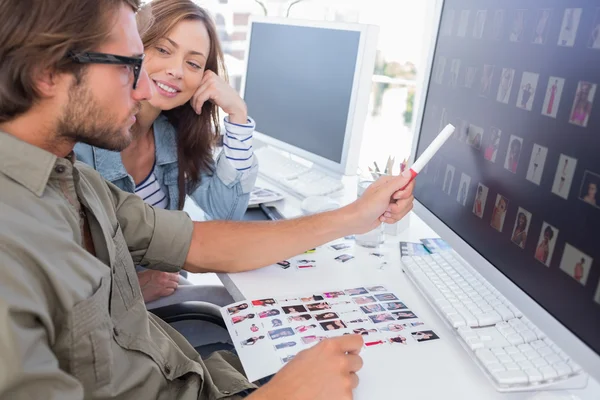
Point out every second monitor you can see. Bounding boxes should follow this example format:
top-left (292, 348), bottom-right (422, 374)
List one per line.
top-left (241, 16), bottom-right (379, 176)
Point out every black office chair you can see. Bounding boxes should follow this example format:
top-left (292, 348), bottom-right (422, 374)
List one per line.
top-left (150, 300), bottom-right (226, 329)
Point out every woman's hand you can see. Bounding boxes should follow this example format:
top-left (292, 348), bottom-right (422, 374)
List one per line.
top-left (191, 70), bottom-right (248, 124)
top-left (137, 270), bottom-right (180, 303)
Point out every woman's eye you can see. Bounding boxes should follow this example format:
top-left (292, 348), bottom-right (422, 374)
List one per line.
top-left (156, 47), bottom-right (169, 55)
top-left (188, 62), bottom-right (202, 70)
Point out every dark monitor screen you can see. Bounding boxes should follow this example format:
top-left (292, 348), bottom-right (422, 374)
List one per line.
top-left (414, 0), bottom-right (600, 355)
top-left (243, 22), bottom-right (360, 164)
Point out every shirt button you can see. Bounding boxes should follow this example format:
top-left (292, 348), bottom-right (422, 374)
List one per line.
top-left (54, 165), bottom-right (66, 174)
top-left (222, 391), bottom-right (231, 395)
top-left (113, 328), bottom-right (119, 336)
top-left (164, 364), bottom-right (171, 374)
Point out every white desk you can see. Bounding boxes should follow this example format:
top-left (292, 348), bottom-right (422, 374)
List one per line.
top-left (209, 179), bottom-right (600, 400)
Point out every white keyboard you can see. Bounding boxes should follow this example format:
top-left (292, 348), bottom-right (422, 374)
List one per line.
top-left (402, 251), bottom-right (587, 392)
top-left (255, 147), bottom-right (344, 198)
top-left (255, 147), bottom-right (310, 180)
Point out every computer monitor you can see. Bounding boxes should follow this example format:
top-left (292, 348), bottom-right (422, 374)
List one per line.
top-left (410, 0), bottom-right (600, 381)
top-left (240, 16), bottom-right (379, 176)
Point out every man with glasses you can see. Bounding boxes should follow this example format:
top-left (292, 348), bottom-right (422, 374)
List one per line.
top-left (0, 0), bottom-right (415, 399)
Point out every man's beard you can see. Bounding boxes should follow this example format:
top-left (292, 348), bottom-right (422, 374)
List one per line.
top-left (57, 78), bottom-right (140, 152)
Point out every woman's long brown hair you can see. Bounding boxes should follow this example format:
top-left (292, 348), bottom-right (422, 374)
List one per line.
top-left (137, 0), bottom-right (227, 209)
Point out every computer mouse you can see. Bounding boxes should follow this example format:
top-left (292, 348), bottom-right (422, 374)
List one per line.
top-left (301, 196), bottom-right (340, 215)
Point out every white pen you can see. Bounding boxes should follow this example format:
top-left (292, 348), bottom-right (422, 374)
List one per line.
top-left (400, 123), bottom-right (456, 188)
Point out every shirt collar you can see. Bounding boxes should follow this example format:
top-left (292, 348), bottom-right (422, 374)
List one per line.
top-left (92, 113), bottom-right (177, 180)
top-left (153, 114), bottom-right (178, 166)
top-left (0, 131), bottom-right (57, 197)
top-left (92, 146), bottom-right (128, 182)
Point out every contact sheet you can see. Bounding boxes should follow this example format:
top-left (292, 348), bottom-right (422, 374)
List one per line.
top-left (221, 285), bottom-right (440, 382)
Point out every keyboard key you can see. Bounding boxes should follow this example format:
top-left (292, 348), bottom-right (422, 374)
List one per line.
top-left (491, 348), bottom-right (507, 356)
top-left (487, 363), bottom-right (506, 373)
top-left (511, 320), bottom-right (526, 330)
top-left (517, 344), bottom-right (534, 353)
top-left (506, 333), bottom-right (524, 346)
top-left (504, 346), bottom-right (519, 355)
top-left (504, 362), bottom-right (520, 371)
top-left (514, 324), bottom-right (529, 334)
top-left (530, 340), bottom-right (546, 350)
top-left (496, 322), bottom-right (510, 330)
top-left (521, 317), bottom-right (534, 327)
top-left (523, 350), bottom-right (540, 361)
top-left (520, 330), bottom-right (538, 343)
top-left (553, 362), bottom-right (572, 378)
top-left (511, 353), bottom-right (526, 363)
top-left (446, 313), bottom-right (467, 328)
top-left (474, 299), bottom-right (488, 307)
top-left (524, 368), bottom-right (544, 384)
top-left (480, 305), bottom-right (494, 313)
top-left (497, 354), bottom-right (513, 364)
top-left (508, 306), bottom-right (523, 318)
top-left (518, 360), bottom-right (534, 370)
top-left (466, 337), bottom-right (484, 350)
top-left (499, 327), bottom-right (517, 338)
top-left (462, 300), bottom-right (475, 308)
top-left (537, 347), bottom-right (554, 357)
top-left (441, 306), bottom-right (456, 314)
top-left (567, 360), bottom-right (582, 374)
top-left (454, 307), bottom-right (478, 327)
top-left (492, 370), bottom-right (529, 385)
top-left (494, 306), bottom-right (514, 321)
top-left (544, 354), bottom-right (563, 366)
top-left (557, 350), bottom-right (570, 362)
top-left (471, 308), bottom-right (484, 316)
top-left (477, 312), bottom-right (502, 326)
top-left (461, 331), bottom-right (484, 342)
top-left (478, 333), bottom-right (493, 341)
top-left (534, 328), bottom-right (546, 339)
top-left (489, 299), bottom-right (503, 307)
top-left (539, 365), bottom-right (558, 380)
top-left (532, 357), bottom-right (548, 368)
top-left (475, 349), bottom-right (498, 365)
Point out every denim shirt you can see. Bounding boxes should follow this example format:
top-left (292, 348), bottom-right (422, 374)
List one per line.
top-left (74, 114), bottom-right (258, 220)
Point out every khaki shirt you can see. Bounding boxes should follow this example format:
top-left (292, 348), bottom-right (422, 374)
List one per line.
top-left (0, 132), bottom-right (256, 399)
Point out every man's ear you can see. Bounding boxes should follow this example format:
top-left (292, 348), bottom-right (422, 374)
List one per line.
top-left (34, 67), bottom-right (69, 98)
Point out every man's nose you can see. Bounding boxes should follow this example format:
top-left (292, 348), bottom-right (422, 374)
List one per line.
top-left (133, 69), bottom-right (153, 101)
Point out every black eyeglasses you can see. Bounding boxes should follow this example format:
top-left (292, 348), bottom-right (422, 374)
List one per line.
top-left (67, 52), bottom-right (145, 89)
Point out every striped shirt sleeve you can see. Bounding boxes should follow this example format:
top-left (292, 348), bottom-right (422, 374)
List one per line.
top-left (222, 116), bottom-right (256, 171)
